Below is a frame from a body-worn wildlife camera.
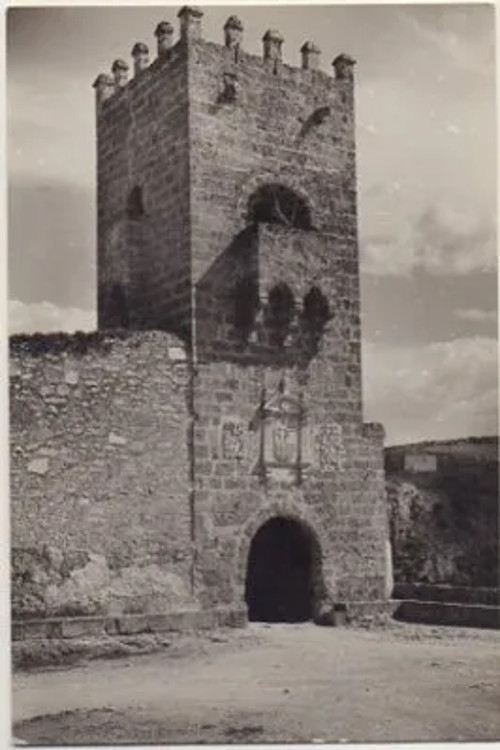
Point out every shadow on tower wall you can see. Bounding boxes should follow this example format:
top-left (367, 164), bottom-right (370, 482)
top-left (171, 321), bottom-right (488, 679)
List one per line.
top-left (195, 226), bottom-right (331, 367)
top-left (195, 226), bottom-right (259, 362)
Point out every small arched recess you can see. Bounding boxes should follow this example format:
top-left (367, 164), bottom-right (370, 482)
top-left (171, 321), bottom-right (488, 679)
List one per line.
top-left (265, 282), bottom-right (296, 345)
top-left (303, 286), bottom-right (330, 332)
top-left (126, 185), bottom-right (145, 220)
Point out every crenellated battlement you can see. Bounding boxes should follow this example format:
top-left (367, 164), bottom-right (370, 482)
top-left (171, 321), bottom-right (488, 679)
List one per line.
top-left (92, 6), bottom-right (355, 113)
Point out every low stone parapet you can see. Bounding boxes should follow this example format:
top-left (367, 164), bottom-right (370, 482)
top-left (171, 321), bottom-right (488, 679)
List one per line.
top-left (393, 600), bottom-right (500, 630)
top-left (393, 583), bottom-right (500, 607)
top-left (12, 606), bottom-right (247, 642)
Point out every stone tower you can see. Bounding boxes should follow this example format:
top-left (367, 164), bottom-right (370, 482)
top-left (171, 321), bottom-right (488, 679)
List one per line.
top-left (93, 7), bottom-right (390, 622)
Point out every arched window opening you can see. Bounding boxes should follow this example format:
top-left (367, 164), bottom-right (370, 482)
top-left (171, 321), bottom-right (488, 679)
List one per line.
top-left (303, 286), bottom-right (330, 333)
top-left (265, 282), bottom-right (295, 346)
top-left (108, 283), bottom-right (129, 328)
top-left (247, 184), bottom-right (312, 230)
top-left (126, 186), bottom-right (145, 220)
top-left (232, 277), bottom-right (259, 339)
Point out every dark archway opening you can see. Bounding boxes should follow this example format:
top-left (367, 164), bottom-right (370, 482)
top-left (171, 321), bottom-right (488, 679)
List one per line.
top-left (245, 517), bottom-right (321, 623)
top-left (303, 286), bottom-right (330, 333)
top-left (265, 282), bottom-right (295, 346)
top-left (232, 276), bottom-right (260, 343)
top-left (247, 183), bottom-right (313, 230)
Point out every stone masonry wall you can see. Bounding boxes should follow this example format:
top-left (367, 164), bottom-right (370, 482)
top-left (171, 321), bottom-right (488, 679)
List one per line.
top-left (96, 27), bottom-right (358, 360)
top-left (96, 43), bottom-right (191, 339)
top-left (186, 33), bottom-right (387, 610)
top-left (190, 39), bottom-right (362, 424)
top-left (10, 332), bottom-right (194, 619)
top-left (195, 224), bottom-right (363, 426)
top-left (192, 362), bottom-right (388, 610)
top-left (189, 40), bottom-right (356, 281)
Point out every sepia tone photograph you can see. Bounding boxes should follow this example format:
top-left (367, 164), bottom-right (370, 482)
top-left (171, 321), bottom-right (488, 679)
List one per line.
top-left (7, 2), bottom-right (499, 745)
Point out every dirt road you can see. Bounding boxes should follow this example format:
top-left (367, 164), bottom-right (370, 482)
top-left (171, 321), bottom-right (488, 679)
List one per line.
top-left (12, 623), bottom-right (500, 744)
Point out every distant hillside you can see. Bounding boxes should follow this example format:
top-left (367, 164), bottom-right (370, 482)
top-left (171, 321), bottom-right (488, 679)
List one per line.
top-left (386, 436), bottom-right (498, 465)
top-left (385, 436), bottom-right (498, 588)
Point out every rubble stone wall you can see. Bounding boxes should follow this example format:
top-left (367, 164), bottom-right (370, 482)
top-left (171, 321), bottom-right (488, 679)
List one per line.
top-left (10, 332), bottom-right (194, 618)
top-left (385, 439), bottom-right (499, 587)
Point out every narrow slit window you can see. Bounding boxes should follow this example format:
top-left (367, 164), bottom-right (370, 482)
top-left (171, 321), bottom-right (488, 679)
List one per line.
top-left (127, 186), bottom-right (145, 220)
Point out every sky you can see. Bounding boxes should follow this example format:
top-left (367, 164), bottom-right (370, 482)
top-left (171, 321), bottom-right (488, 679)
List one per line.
top-left (6, 2), bottom-right (498, 445)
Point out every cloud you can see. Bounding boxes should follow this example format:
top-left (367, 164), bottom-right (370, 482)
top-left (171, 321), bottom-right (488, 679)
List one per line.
top-left (454, 308), bottom-right (497, 324)
top-left (399, 5), bottom-right (495, 78)
top-left (8, 176), bottom-right (96, 308)
top-left (363, 335), bottom-right (498, 445)
top-left (361, 200), bottom-right (496, 277)
top-left (9, 299), bottom-right (96, 335)
top-left (414, 204), bottom-right (496, 275)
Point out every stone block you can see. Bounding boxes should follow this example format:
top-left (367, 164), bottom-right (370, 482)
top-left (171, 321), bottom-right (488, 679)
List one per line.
top-left (392, 583), bottom-right (500, 607)
top-left (61, 617), bottom-right (105, 639)
top-left (27, 458), bottom-right (48, 475)
top-left (394, 600), bottom-right (500, 630)
top-left (104, 617), bottom-right (120, 635)
top-left (146, 613), bottom-right (174, 632)
top-left (64, 370), bottom-right (79, 385)
top-left (168, 346), bottom-right (186, 360)
top-left (108, 432), bottom-right (127, 446)
top-left (116, 615), bottom-right (150, 635)
top-left (194, 609), bottom-right (219, 630)
top-left (157, 612), bottom-right (185, 631)
top-left (12, 619), bottom-right (62, 641)
top-left (217, 606), bottom-right (247, 629)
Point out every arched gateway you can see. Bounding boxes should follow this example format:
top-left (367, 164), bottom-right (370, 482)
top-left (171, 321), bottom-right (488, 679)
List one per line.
top-left (245, 516), bottom-right (323, 622)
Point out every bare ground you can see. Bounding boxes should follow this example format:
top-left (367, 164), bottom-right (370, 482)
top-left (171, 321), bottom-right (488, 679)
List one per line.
top-left (12, 622), bottom-right (500, 745)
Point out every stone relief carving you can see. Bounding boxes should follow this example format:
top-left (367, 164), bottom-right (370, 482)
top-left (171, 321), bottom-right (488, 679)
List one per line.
top-left (262, 394), bottom-right (301, 469)
top-left (221, 420), bottom-right (244, 460)
top-left (250, 379), bottom-right (312, 484)
top-left (315, 420), bottom-right (345, 471)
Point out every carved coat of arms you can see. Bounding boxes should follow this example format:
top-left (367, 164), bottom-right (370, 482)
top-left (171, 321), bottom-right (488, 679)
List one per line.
top-left (271, 415), bottom-right (299, 465)
top-left (221, 420), bottom-right (244, 460)
top-left (250, 380), bottom-right (311, 484)
top-left (315, 420), bottom-right (345, 471)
